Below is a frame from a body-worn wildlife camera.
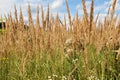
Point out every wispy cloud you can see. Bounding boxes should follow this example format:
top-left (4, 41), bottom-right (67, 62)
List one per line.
top-left (0, 0), bottom-right (16, 16)
top-left (0, 0), bottom-right (120, 22)
top-left (51, 0), bottom-right (64, 10)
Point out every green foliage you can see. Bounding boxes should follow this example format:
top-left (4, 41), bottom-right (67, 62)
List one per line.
top-left (0, 46), bottom-right (119, 80)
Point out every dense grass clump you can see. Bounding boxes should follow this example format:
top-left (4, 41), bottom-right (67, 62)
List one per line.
top-left (0, 46), bottom-right (119, 80)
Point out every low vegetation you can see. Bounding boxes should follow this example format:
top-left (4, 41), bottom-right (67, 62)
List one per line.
top-left (0, 0), bottom-right (120, 80)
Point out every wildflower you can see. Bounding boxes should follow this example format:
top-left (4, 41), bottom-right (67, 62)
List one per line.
top-left (98, 61), bottom-right (101, 64)
top-left (88, 75), bottom-right (95, 80)
top-left (65, 54), bottom-right (69, 58)
top-left (62, 76), bottom-right (67, 80)
top-left (53, 74), bottom-right (58, 77)
top-left (48, 78), bottom-right (52, 80)
top-left (72, 58), bottom-right (78, 64)
top-left (88, 75), bottom-right (99, 80)
top-left (48, 76), bottom-right (52, 80)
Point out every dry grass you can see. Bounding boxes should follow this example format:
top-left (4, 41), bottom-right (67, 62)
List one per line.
top-left (0, 0), bottom-right (120, 79)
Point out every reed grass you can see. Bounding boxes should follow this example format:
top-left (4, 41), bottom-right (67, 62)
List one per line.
top-left (0, 0), bottom-right (120, 80)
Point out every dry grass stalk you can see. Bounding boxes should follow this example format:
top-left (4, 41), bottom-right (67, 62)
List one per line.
top-left (41, 5), bottom-right (45, 31)
top-left (110, 14), bottom-right (118, 30)
top-left (54, 13), bottom-right (60, 33)
top-left (89, 0), bottom-right (94, 43)
top-left (109, 0), bottom-right (117, 31)
top-left (46, 4), bottom-right (50, 31)
top-left (76, 10), bottom-right (79, 22)
top-left (27, 3), bottom-right (36, 50)
top-left (14, 5), bottom-right (18, 24)
top-left (68, 65), bottom-right (78, 80)
top-left (82, 0), bottom-right (89, 23)
top-left (20, 51), bottom-right (29, 76)
top-left (19, 7), bottom-right (24, 31)
top-left (95, 12), bottom-right (100, 24)
top-left (9, 12), bottom-right (14, 31)
top-left (110, 0), bottom-right (117, 21)
top-left (28, 3), bottom-right (33, 27)
top-left (64, 14), bottom-right (67, 30)
top-left (113, 48), bottom-right (120, 59)
top-left (90, 0), bottom-right (94, 29)
top-left (65, 0), bottom-right (72, 29)
top-left (36, 5), bottom-right (40, 31)
top-left (35, 5), bottom-right (41, 51)
top-left (107, 5), bottom-right (111, 16)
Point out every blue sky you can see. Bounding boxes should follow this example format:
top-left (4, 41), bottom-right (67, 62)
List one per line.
top-left (0, 0), bottom-right (120, 22)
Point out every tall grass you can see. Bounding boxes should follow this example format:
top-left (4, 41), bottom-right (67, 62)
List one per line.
top-left (0, 0), bottom-right (120, 80)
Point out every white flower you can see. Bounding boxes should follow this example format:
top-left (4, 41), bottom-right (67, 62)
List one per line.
top-left (62, 76), bottom-right (67, 80)
top-left (48, 76), bottom-right (52, 80)
top-left (72, 58), bottom-right (78, 64)
top-left (88, 75), bottom-right (94, 80)
top-left (53, 74), bottom-right (58, 77)
top-left (88, 75), bottom-right (99, 80)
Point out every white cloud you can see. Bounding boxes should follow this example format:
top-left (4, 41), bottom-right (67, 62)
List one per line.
top-left (76, 4), bottom-right (81, 10)
top-left (0, 0), bottom-right (16, 16)
top-left (51, 0), bottom-right (63, 9)
top-left (1, 0), bottom-right (120, 24)
top-left (115, 0), bottom-right (120, 11)
top-left (104, 0), bottom-right (120, 12)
